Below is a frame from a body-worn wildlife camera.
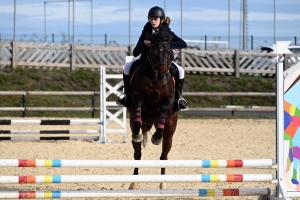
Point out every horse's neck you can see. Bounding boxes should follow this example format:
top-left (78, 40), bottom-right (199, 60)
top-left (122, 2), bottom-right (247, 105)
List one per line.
top-left (141, 59), bottom-right (156, 77)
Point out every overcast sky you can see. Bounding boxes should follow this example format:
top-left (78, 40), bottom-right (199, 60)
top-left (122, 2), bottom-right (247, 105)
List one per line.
top-left (0, 0), bottom-right (299, 49)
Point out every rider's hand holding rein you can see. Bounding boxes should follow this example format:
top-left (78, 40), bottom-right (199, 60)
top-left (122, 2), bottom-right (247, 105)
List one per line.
top-left (144, 40), bottom-right (151, 47)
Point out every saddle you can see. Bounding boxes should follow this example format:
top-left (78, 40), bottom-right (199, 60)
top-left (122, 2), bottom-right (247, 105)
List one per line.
top-left (129, 59), bottom-right (178, 87)
top-left (129, 59), bottom-right (142, 85)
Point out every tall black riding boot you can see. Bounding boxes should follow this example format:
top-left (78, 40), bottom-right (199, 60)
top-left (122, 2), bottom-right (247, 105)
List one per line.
top-left (116, 73), bottom-right (130, 107)
top-left (176, 78), bottom-right (188, 111)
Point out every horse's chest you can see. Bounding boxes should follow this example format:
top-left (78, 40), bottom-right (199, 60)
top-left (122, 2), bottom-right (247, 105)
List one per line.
top-left (135, 76), bottom-right (173, 104)
top-left (141, 85), bottom-right (168, 103)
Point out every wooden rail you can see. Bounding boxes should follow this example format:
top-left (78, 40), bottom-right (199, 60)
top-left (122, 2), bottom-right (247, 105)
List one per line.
top-left (1, 42), bottom-right (299, 76)
top-left (183, 92), bottom-right (276, 96)
top-left (0, 91), bottom-right (276, 117)
top-left (0, 91), bottom-right (100, 117)
top-left (188, 107), bottom-right (275, 112)
top-left (183, 92), bottom-right (276, 116)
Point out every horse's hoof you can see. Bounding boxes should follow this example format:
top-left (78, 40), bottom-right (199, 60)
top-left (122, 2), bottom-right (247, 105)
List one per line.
top-left (128, 183), bottom-right (139, 190)
top-left (151, 134), bottom-right (162, 145)
top-left (132, 133), bottom-right (143, 142)
top-left (159, 182), bottom-right (166, 189)
top-left (258, 195), bottom-right (270, 200)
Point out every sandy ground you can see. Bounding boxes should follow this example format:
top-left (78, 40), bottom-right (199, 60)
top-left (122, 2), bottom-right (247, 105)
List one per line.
top-left (0, 118), bottom-right (278, 200)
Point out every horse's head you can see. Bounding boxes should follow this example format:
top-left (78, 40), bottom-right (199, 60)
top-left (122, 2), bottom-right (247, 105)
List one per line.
top-left (146, 28), bottom-right (173, 83)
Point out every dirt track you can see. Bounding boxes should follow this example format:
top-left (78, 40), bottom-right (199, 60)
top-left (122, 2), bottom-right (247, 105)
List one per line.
top-left (0, 118), bottom-right (277, 200)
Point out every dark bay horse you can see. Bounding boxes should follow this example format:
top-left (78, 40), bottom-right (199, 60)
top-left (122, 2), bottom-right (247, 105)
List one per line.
top-left (127, 29), bottom-right (178, 190)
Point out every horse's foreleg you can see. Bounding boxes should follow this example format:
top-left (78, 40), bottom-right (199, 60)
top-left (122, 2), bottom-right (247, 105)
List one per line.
top-left (129, 93), bottom-right (143, 190)
top-left (151, 114), bottom-right (166, 145)
top-left (151, 100), bottom-right (170, 145)
top-left (132, 93), bottom-right (143, 142)
top-left (158, 135), bottom-right (173, 190)
top-left (129, 124), bottom-right (152, 190)
top-left (159, 116), bottom-right (177, 190)
top-left (129, 140), bottom-right (142, 190)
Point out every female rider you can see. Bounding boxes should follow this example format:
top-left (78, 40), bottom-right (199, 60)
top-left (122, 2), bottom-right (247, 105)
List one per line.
top-left (116, 6), bottom-right (188, 111)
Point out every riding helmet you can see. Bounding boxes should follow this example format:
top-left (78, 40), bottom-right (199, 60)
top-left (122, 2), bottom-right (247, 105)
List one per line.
top-left (148, 6), bottom-right (165, 19)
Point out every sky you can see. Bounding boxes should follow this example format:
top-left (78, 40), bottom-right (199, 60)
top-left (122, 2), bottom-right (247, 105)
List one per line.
top-left (0, 0), bottom-right (299, 50)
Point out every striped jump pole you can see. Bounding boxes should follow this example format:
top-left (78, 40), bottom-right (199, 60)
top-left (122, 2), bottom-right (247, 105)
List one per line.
top-left (0, 159), bottom-right (276, 168)
top-left (0, 119), bottom-right (101, 125)
top-left (0, 130), bottom-right (99, 134)
top-left (0, 174), bottom-right (275, 183)
top-left (0, 119), bottom-right (102, 141)
top-left (0, 136), bottom-right (99, 141)
top-left (0, 130), bottom-right (100, 141)
top-left (0, 188), bottom-right (271, 199)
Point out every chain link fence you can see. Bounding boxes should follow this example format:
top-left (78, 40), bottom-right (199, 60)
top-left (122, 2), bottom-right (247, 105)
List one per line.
top-left (0, 0), bottom-right (299, 50)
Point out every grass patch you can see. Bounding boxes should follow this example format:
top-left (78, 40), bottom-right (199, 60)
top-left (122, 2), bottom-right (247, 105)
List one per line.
top-left (0, 69), bottom-right (276, 118)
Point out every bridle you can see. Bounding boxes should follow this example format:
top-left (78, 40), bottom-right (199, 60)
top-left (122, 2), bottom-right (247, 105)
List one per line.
top-left (147, 41), bottom-right (173, 75)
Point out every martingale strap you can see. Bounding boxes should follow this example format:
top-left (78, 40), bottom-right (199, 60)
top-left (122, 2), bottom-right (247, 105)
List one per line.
top-left (130, 65), bottom-right (141, 85)
top-left (134, 107), bottom-right (142, 124)
top-left (157, 114), bottom-right (167, 129)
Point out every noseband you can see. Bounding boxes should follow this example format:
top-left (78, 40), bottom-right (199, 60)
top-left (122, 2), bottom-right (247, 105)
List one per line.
top-left (147, 42), bottom-right (173, 75)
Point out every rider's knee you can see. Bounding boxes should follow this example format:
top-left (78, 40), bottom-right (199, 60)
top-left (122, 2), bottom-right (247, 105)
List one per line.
top-left (123, 62), bottom-right (132, 75)
top-left (124, 58), bottom-right (141, 75)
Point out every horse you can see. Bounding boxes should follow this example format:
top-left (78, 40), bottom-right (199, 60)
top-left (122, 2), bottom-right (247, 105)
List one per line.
top-left (126, 28), bottom-right (178, 190)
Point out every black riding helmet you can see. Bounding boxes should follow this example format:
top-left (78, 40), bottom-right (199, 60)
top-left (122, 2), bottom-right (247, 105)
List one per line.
top-left (148, 6), bottom-right (165, 19)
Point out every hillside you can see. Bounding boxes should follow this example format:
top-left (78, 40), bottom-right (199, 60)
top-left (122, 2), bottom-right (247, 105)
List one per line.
top-left (0, 67), bottom-right (276, 118)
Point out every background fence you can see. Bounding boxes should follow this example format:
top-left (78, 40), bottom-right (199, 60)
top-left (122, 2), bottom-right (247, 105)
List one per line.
top-left (0, 0), bottom-right (299, 51)
top-left (0, 91), bottom-right (276, 118)
top-left (1, 41), bottom-right (299, 77)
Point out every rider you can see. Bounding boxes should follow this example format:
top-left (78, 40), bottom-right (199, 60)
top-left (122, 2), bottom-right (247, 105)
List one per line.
top-left (116, 6), bottom-right (188, 111)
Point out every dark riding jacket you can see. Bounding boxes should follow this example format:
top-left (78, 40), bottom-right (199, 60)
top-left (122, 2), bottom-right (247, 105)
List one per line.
top-left (133, 22), bottom-right (187, 60)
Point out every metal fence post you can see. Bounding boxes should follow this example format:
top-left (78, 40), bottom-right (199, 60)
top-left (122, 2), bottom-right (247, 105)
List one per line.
top-left (234, 50), bottom-right (240, 78)
top-left (92, 94), bottom-right (95, 118)
top-left (70, 44), bottom-right (75, 71)
top-left (22, 94), bottom-right (26, 117)
top-left (11, 41), bottom-right (17, 68)
top-left (231, 95), bottom-right (234, 117)
top-left (204, 35), bottom-right (207, 50)
top-left (128, 45), bottom-right (132, 56)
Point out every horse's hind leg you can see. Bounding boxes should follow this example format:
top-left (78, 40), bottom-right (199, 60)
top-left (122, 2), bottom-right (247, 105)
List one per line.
top-left (159, 115), bottom-right (177, 189)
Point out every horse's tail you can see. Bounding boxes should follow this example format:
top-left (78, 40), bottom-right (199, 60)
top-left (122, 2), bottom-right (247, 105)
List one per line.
top-left (142, 132), bottom-right (148, 148)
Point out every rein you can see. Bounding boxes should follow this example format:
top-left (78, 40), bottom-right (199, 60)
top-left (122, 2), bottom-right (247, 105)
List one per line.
top-left (147, 42), bottom-right (173, 74)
